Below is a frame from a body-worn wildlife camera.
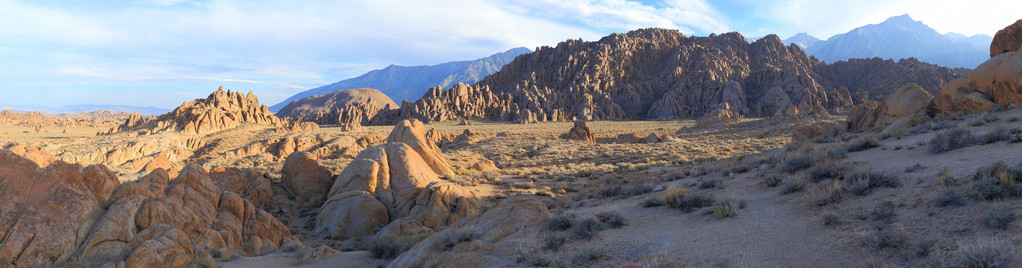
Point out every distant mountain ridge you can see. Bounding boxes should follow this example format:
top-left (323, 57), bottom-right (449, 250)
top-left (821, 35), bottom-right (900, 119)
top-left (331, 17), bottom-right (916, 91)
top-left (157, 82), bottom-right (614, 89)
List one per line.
top-left (784, 33), bottom-right (821, 50)
top-left (269, 47), bottom-right (531, 112)
top-left (788, 14), bottom-right (988, 68)
top-left (0, 104), bottom-right (169, 116)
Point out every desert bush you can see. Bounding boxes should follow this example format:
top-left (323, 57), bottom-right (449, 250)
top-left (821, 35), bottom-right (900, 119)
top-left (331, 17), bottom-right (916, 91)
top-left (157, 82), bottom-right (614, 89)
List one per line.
top-left (778, 153), bottom-right (818, 173)
top-left (698, 179), bottom-right (722, 189)
top-left (780, 177), bottom-right (807, 195)
top-left (822, 211), bottom-right (841, 225)
top-left (764, 174), bottom-right (783, 187)
top-left (712, 200), bottom-right (740, 219)
top-left (934, 188), bottom-right (967, 207)
top-left (442, 229), bottom-right (481, 250)
top-left (845, 171), bottom-right (901, 196)
top-left (596, 211), bottom-right (627, 228)
top-left (547, 214), bottom-right (575, 231)
top-left (954, 239), bottom-right (1016, 268)
top-left (969, 162), bottom-right (1022, 200)
top-left (860, 227), bottom-right (911, 251)
top-left (846, 136), bottom-right (881, 152)
top-left (983, 204), bottom-right (1016, 230)
top-left (929, 128), bottom-right (974, 154)
top-left (369, 235), bottom-right (409, 260)
top-left (807, 181), bottom-right (844, 206)
top-left (870, 201), bottom-right (897, 225)
top-left (541, 236), bottom-right (566, 251)
top-left (805, 162), bottom-right (849, 183)
top-left (977, 127), bottom-right (1012, 145)
top-left (572, 247), bottom-right (606, 263)
top-left (573, 218), bottom-right (606, 240)
top-left (663, 191), bottom-right (715, 213)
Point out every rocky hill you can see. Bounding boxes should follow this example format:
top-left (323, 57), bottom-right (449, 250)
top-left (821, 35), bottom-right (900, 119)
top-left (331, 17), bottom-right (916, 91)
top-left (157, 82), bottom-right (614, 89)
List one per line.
top-left (276, 88), bottom-right (398, 127)
top-left (114, 86), bottom-right (282, 135)
top-left (365, 28), bottom-right (962, 125)
top-left (805, 14), bottom-right (986, 68)
top-left (270, 47), bottom-right (531, 112)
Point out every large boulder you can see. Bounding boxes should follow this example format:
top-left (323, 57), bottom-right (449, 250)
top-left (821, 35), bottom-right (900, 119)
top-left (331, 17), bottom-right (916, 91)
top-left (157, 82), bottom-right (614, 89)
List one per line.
top-left (281, 152), bottom-right (333, 206)
top-left (695, 103), bottom-right (741, 128)
top-left (875, 84), bottom-right (932, 127)
top-left (846, 100), bottom-right (881, 131)
top-left (933, 51), bottom-right (1022, 114)
top-left (315, 120), bottom-right (481, 240)
top-left (389, 197), bottom-right (551, 267)
top-left (991, 19), bottom-right (1022, 57)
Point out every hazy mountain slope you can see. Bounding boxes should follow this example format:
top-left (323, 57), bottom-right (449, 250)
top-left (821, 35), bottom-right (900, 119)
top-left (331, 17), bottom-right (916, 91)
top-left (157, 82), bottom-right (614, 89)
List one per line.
top-left (805, 14), bottom-right (986, 68)
top-left (0, 104), bottom-right (169, 116)
top-left (944, 32), bottom-right (993, 51)
top-left (270, 47), bottom-right (531, 112)
top-left (276, 88), bottom-right (397, 125)
top-left (784, 33), bottom-right (821, 50)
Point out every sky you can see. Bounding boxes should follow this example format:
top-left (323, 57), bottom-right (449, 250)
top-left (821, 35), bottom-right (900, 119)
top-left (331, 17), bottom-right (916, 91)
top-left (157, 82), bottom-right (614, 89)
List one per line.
top-left (1, 0), bottom-right (1019, 111)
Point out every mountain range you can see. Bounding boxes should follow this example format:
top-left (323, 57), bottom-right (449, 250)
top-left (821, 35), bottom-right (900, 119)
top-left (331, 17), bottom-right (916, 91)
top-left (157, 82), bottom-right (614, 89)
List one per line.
top-left (784, 14), bottom-right (990, 69)
top-left (0, 104), bottom-right (169, 116)
top-left (268, 47), bottom-right (531, 112)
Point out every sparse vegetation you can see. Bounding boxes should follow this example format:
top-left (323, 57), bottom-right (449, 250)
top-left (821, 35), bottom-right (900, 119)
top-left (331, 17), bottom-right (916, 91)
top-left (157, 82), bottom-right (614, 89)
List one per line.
top-left (844, 171), bottom-right (900, 196)
top-left (846, 136), bottom-right (880, 152)
top-left (983, 204), bottom-right (1016, 230)
top-left (954, 239), bottom-right (1016, 268)
top-left (573, 218), bottom-right (606, 240)
top-left (442, 229), bottom-right (481, 250)
top-left (778, 153), bottom-right (818, 173)
top-left (860, 227), bottom-right (911, 251)
top-left (929, 128), bottom-right (974, 154)
top-left (968, 161), bottom-right (1022, 200)
top-left (547, 214), bottom-right (575, 231)
top-left (934, 188), bottom-right (967, 207)
top-left (870, 201), bottom-right (897, 225)
top-left (764, 174), bottom-right (783, 187)
top-left (542, 236), bottom-right (566, 251)
top-left (596, 211), bottom-right (626, 228)
top-left (822, 212), bottom-right (841, 225)
top-left (369, 235), bottom-right (408, 260)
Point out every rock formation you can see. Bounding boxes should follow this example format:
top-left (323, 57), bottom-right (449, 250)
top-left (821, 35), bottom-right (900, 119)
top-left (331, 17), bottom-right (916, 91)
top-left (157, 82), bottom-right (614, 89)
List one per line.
top-left (991, 19), bottom-right (1022, 57)
top-left (281, 152), bottom-right (334, 207)
top-left (0, 150), bottom-right (297, 267)
top-left (933, 51), bottom-right (1022, 114)
top-left (276, 88), bottom-right (398, 128)
top-left (562, 120), bottom-right (596, 143)
top-left (695, 103), bottom-right (742, 128)
top-left (388, 197), bottom-right (551, 267)
top-left (112, 86), bottom-right (281, 135)
top-left (360, 29), bottom-right (960, 125)
top-left (846, 84), bottom-right (932, 131)
top-left (314, 119), bottom-right (480, 239)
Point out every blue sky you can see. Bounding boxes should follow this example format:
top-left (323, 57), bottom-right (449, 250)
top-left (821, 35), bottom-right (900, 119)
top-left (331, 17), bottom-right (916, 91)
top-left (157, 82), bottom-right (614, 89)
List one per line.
top-left (1, 0), bottom-right (1019, 110)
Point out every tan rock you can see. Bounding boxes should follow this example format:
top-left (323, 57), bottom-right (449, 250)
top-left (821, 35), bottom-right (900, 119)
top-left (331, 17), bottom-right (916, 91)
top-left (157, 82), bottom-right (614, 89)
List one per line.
top-left (389, 197), bottom-right (551, 267)
top-left (991, 19), bottom-right (1022, 57)
top-left (875, 84), bottom-right (932, 127)
top-left (142, 151), bottom-right (174, 177)
top-left (470, 159), bottom-right (497, 171)
top-left (281, 152), bottom-right (333, 206)
top-left (315, 190), bottom-right (390, 239)
top-left (933, 51), bottom-right (1022, 114)
top-left (79, 194), bottom-right (147, 262)
top-left (561, 120), bottom-right (596, 143)
top-left (846, 100), bottom-right (881, 131)
top-left (387, 119), bottom-right (452, 174)
top-left (696, 103), bottom-right (741, 128)
top-left (793, 121), bottom-right (844, 141)
top-left (121, 224), bottom-right (194, 268)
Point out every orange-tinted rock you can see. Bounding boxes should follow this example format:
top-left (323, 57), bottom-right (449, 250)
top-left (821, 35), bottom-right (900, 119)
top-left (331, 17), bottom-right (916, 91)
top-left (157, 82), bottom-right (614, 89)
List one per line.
top-left (281, 152), bottom-right (333, 206)
top-left (121, 224), bottom-right (194, 268)
top-left (793, 121), bottom-right (844, 141)
top-left (112, 86), bottom-right (281, 135)
top-left (695, 103), bottom-right (742, 128)
top-left (846, 100), bottom-right (881, 131)
top-left (991, 19), bottom-right (1022, 57)
top-left (561, 120), bottom-right (596, 143)
top-left (933, 51), bottom-right (1022, 114)
top-left (387, 119), bottom-right (452, 174)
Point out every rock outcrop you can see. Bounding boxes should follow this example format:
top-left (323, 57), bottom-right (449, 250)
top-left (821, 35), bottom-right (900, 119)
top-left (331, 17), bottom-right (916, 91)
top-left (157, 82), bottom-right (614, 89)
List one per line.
top-left (991, 19), bottom-right (1022, 57)
top-left (695, 103), bottom-right (742, 128)
top-left (0, 150), bottom-right (297, 267)
top-left (314, 119), bottom-right (480, 240)
top-left (933, 51), bottom-right (1022, 114)
top-left (846, 84), bottom-right (932, 131)
top-left (276, 88), bottom-right (398, 128)
top-left (562, 120), bottom-right (596, 143)
top-left (388, 197), bottom-right (551, 267)
top-left (112, 86), bottom-right (281, 135)
top-left (281, 152), bottom-right (333, 207)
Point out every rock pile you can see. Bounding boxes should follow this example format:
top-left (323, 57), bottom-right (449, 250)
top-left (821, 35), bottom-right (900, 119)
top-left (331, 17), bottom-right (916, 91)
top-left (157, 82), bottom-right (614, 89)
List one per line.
top-left (933, 21), bottom-right (1022, 115)
top-left (847, 84), bottom-right (932, 131)
top-left (0, 150), bottom-right (296, 267)
top-left (314, 119), bottom-right (481, 239)
top-left (276, 88), bottom-right (397, 130)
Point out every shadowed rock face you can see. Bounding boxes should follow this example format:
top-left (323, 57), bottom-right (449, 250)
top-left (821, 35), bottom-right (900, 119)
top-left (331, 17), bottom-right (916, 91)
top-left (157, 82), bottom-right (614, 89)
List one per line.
top-left (0, 150), bottom-right (297, 267)
top-left (364, 29), bottom-right (961, 125)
